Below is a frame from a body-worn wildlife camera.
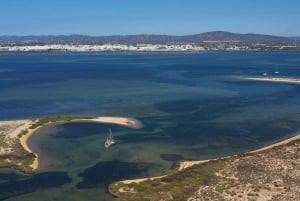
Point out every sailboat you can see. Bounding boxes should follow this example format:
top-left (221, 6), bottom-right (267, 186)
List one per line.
top-left (104, 129), bottom-right (116, 148)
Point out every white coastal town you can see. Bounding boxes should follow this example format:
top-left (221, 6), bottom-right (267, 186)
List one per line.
top-left (1, 43), bottom-right (299, 52)
top-left (0, 44), bottom-right (206, 52)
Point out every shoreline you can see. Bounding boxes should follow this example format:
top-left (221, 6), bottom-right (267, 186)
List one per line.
top-left (19, 125), bottom-right (41, 170)
top-left (178, 132), bottom-right (300, 170)
top-left (248, 133), bottom-right (300, 153)
top-left (3, 116), bottom-right (300, 176)
top-left (118, 133), bottom-right (300, 185)
top-left (18, 116), bottom-right (142, 171)
top-left (180, 132), bottom-right (300, 169)
top-left (74, 117), bottom-right (143, 129)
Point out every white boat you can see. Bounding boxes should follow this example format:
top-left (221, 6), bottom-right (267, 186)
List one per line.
top-left (104, 129), bottom-right (116, 148)
top-left (263, 72), bottom-right (268, 76)
top-left (274, 67), bottom-right (279, 74)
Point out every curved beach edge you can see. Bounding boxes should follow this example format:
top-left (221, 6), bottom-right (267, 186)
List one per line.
top-left (18, 116), bottom-right (143, 171)
top-left (19, 124), bottom-right (40, 170)
top-left (116, 133), bottom-right (300, 185)
top-left (76, 116), bottom-right (143, 129)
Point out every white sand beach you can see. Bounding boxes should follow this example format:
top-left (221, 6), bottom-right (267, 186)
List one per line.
top-left (244, 77), bottom-right (300, 84)
top-left (19, 126), bottom-right (41, 170)
top-left (73, 117), bottom-right (143, 129)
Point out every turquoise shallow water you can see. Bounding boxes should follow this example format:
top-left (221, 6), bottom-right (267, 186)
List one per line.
top-left (1, 51), bottom-right (300, 200)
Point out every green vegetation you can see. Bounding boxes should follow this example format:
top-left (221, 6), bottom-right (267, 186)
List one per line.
top-left (110, 139), bottom-right (300, 200)
top-left (109, 159), bottom-right (225, 201)
top-left (0, 153), bottom-right (36, 174)
top-left (29, 116), bottom-right (94, 130)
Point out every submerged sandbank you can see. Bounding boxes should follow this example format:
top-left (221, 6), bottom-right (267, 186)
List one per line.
top-left (118, 133), bottom-right (300, 185)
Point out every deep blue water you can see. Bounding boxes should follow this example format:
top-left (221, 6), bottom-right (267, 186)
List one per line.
top-left (1, 51), bottom-right (300, 200)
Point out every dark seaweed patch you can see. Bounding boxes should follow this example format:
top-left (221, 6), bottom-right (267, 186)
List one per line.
top-left (76, 160), bottom-right (151, 189)
top-left (0, 172), bottom-right (21, 182)
top-left (160, 154), bottom-right (184, 162)
top-left (0, 172), bottom-right (72, 201)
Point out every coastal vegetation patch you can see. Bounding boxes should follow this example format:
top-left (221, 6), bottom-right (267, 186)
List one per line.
top-left (0, 116), bottom-right (96, 174)
top-left (109, 138), bottom-right (300, 200)
top-left (27, 116), bottom-right (94, 130)
top-left (109, 159), bottom-right (224, 200)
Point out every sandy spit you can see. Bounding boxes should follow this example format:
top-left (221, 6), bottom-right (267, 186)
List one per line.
top-left (17, 116), bottom-right (142, 171)
top-left (243, 76), bottom-right (300, 84)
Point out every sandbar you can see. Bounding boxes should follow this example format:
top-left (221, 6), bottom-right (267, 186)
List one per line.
top-left (1, 116), bottom-right (142, 171)
top-left (74, 117), bottom-right (143, 129)
top-left (243, 76), bottom-right (300, 84)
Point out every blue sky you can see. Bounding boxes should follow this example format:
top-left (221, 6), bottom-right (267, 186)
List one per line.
top-left (0, 0), bottom-right (299, 36)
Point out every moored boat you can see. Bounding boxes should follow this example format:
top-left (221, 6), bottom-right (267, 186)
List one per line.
top-left (104, 129), bottom-right (116, 148)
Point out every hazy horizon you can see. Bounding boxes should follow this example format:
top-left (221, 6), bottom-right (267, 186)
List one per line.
top-left (1, 0), bottom-right (299, 37)
top-left (0, 31), bottom-right (298, 37)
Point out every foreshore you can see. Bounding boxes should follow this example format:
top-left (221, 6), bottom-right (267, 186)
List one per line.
top-left (117, 160), bottom-right (211, 185)
top-left (1, 116), bottom-right (142, 172)
top-left (249, 133), bottom-right (300, 153)
top-left (19, 125), bottom-right (40, 170)
top-left (180, 132), bottom-right (300, 170)
top-left (179, 132), bottom-right (300, 170)
top-left (117, 133), bottom-right (300, 185)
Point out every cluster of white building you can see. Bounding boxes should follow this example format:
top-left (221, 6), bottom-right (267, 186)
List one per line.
top-left (0, 44), bottom-right (206, 52)
top-left (1, 43), bottom-right (295, 52)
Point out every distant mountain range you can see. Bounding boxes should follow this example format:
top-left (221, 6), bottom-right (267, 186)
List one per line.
top-left (0, 31), bottom-right (297, 45)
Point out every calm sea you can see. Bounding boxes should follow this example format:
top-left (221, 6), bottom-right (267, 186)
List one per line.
top-left (1, 51), bottom-right (300, 200)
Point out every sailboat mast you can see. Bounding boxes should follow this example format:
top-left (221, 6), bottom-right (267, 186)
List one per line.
top-left (104, 128), bottom-right (116, 148)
